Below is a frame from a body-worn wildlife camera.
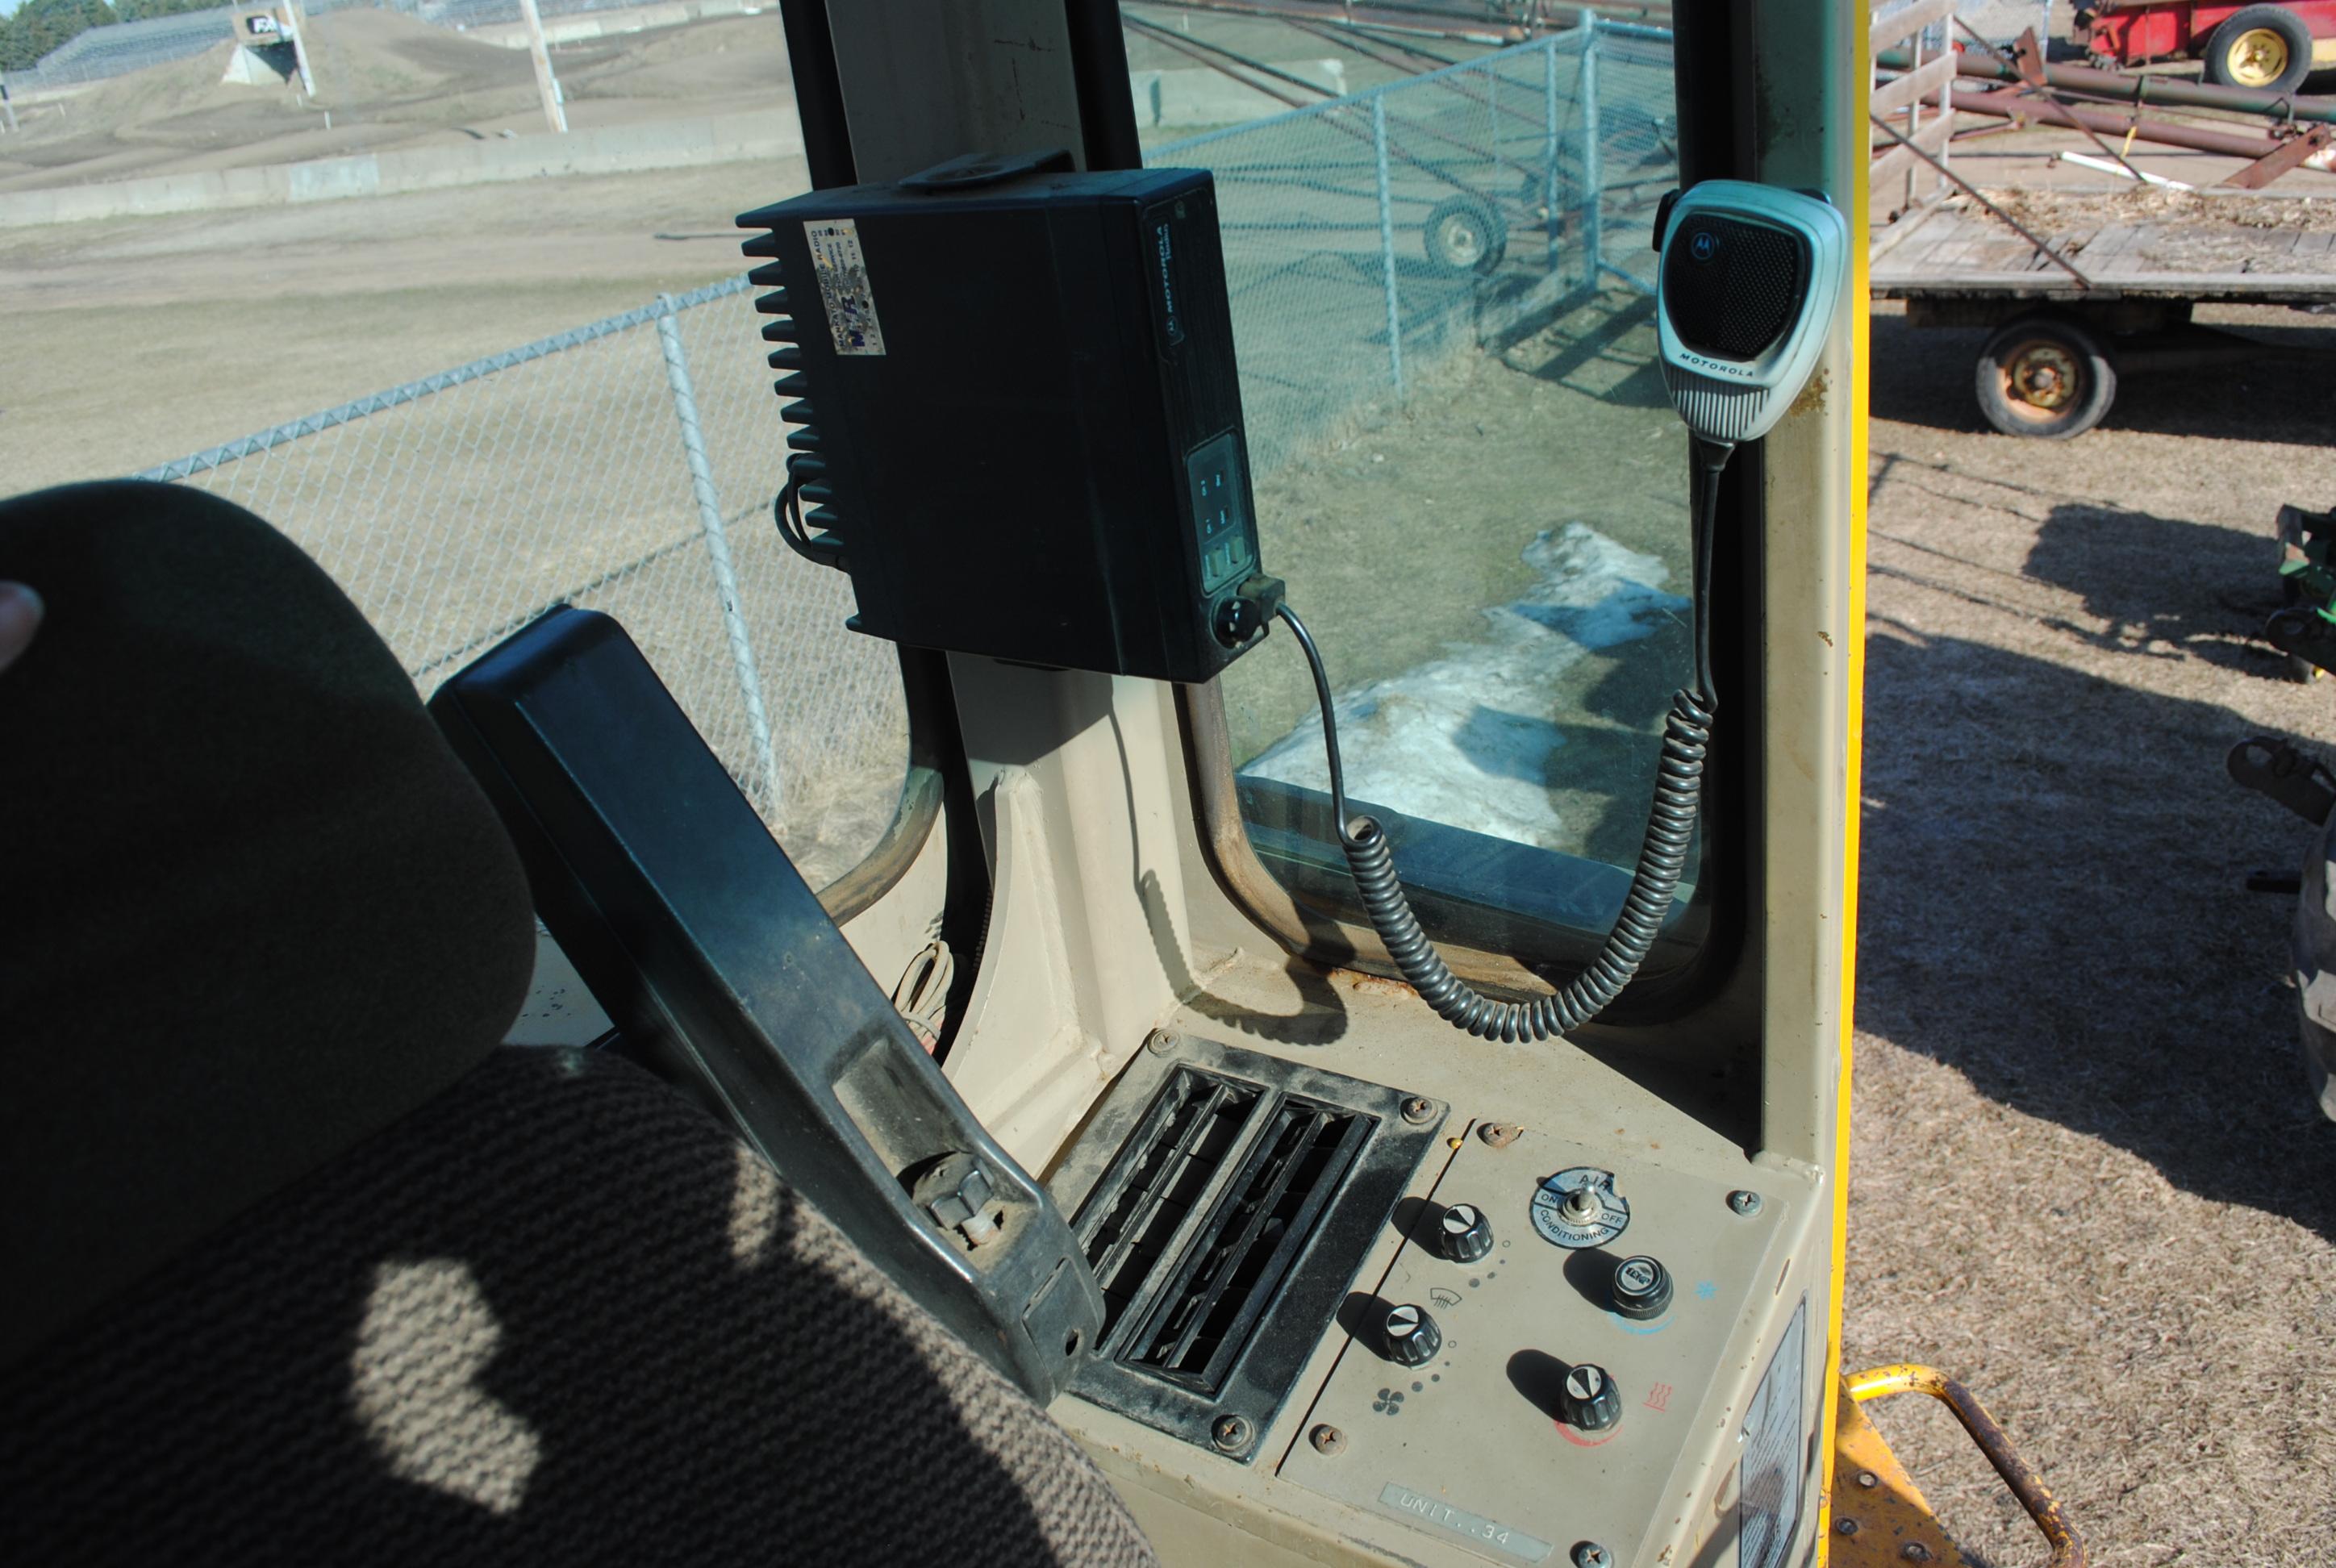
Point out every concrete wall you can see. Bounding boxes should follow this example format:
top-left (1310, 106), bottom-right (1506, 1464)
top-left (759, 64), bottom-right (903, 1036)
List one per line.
top-left (0, 109), bottom-right (803, 228)
top-left (461, 0), bottom-right (761, 50)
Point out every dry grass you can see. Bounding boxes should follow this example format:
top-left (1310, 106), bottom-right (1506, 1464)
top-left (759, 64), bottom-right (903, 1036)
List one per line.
top-left (1979, 186), bottom-right (2336, 235)
top-left (1847, 302), bottom-right (2336, 1566)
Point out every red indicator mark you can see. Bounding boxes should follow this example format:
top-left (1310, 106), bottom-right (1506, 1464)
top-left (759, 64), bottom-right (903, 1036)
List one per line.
top-left (1555, 1421), bottom-right (1621, 1448)
top-left (1644, 1382), bottom-right (1674, 1413)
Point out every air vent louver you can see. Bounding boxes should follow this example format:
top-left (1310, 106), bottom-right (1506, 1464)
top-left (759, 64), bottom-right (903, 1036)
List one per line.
top-left (1121, 1091), bottom-right (1366, 1390)
top-left (1083, 1070), bottom-right (1258, 1336)
top-left (1053, 1037), bottom-right (1445, 1462)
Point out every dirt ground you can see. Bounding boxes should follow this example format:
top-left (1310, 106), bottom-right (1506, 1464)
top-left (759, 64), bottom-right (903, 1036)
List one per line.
top-left (0, 9), bottom-right (793, 190)
top-left (1846, 300), bottom-right (2336, 1566)
top-left (0, 162), bottom-right (771, 485)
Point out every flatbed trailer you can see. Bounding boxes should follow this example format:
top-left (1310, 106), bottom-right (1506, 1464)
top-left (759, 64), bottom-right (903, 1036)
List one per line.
top-left (1869, 193), bottom-right (2336, 436)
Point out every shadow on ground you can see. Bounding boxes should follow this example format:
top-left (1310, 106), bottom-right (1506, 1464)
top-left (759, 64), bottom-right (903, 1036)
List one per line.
top-left (2022, 496), bottom-right (2294, 676)
top-left (1867, 310), bottom-right (2336, 447)
top-left (1856, 626), bottom-right (2336, 1241)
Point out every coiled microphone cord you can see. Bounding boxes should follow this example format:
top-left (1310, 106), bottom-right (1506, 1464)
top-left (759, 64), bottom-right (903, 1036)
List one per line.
top-left (1279, 438), bottom-right (1731, 1043)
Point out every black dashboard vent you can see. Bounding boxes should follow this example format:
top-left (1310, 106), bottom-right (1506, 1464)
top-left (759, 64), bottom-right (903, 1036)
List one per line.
top-left (1081, 1068), bottom-right (1260, 1337)
top-left (1119, 1089), bottom-right (1366, 1389)
top-left (1052, 1037), bottom-right (1446, 1461)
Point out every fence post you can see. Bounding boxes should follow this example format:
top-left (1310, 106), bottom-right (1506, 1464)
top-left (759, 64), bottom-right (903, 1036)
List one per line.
top-left (1580, 15), bottom-right (1604, 292)
top-left (1542, 34), bottom-right (1560, 269)
top-left (655, 294), bottom-right (784, 824)
top-left (1371, 94), bottom-right (1405, 399)
top-left (1486, 60), bottom-right (1499, 188)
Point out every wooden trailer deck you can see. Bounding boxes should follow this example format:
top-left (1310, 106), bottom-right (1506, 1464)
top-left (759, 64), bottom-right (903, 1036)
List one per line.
top-left (1863, 190), bottom-right (2334, 436)
top-left (1871, 196), bottom-right (2336, 304)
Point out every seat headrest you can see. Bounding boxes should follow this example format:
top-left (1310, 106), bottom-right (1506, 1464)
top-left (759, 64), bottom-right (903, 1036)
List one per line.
top-left (0, 481), bottom-right (537, 1368)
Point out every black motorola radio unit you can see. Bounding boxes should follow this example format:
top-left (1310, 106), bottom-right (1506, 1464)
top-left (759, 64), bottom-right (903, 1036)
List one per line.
top-left (738, 148), bottom-right (1280, 686)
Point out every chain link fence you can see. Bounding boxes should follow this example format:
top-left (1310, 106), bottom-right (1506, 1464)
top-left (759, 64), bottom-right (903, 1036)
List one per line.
top-left (1174, 22), bottom-right (1674, 472)
top-left (136, 279), bottom-right (909, 889)
top-left (6, 10), bottom-right (240, 90)
top-left (128, 21), bottom-right (1673, 885)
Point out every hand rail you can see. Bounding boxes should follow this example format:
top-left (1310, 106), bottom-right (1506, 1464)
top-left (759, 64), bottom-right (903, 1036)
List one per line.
top-left (1845, 1363), bottom-right (2086, 1568)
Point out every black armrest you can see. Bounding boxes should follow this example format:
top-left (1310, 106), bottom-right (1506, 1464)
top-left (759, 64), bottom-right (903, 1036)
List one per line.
top-left (429, 607), bottom-right (1101, 1403)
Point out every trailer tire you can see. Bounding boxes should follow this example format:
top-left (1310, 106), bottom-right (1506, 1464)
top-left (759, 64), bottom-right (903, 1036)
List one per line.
top-left (2201, 6), bottom-right (2313, 94)
top-left (1975, 315), bottom-right (2117, 439)
top-left (1424, 197), bottom-right (1508, 276)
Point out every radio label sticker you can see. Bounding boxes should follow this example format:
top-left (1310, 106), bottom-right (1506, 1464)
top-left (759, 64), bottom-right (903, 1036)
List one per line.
top-left (804, 218), bottom-right (886, 356)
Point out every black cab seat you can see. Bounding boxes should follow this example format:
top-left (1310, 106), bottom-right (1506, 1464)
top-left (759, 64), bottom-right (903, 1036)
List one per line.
top-left (0, 482), bottom-right (1153, 1566)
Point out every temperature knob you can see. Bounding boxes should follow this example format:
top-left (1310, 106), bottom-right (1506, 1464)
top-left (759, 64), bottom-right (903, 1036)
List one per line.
top-left (1611, 1254), bottom-right (1673, 1320)
top-left (1383, 1303), bottom-right (1442, 1367)
top-left (1436, 1203), bottom-right (1495, 1263)
top-left (1561, 1363), bottom-right (1622, 1432)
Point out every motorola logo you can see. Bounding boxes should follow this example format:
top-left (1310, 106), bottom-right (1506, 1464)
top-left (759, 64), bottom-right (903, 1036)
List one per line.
top-left (1689, 229), bottom-right (1718, 262)
top-left (1675, 349), bottom-right (1755, 380)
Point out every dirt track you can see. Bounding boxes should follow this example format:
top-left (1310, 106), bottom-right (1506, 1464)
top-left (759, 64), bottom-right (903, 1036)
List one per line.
top-left (0, 9), bottom-right (791, 190)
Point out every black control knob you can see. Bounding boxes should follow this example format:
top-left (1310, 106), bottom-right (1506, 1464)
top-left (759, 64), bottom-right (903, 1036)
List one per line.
top-left (1561, 1363), bottom-right (1622, 1432)
top-left (1610, 1254), bottom-right (1673, 1320)
top-left (1383, 1303), bottom-right (1442, 1367)
top-left (1436, 1203), bottom-right (1495, 1264)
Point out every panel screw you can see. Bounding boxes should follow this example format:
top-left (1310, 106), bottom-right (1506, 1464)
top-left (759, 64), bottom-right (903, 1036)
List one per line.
top-left (1478, 1121), bottom-right (1523, 1148)
top-left (1308, 1424), bottom-right (1345, 1456)
top-left (1401, 1096), bottom-right (1435, 1124)
top-left (1900, 1547), bottom-right (1933, 1563)
top-left (1146, 1029), bottom-right (1181, 1056)
top-left (1727, 1190), bottom-right (1763, 1216)
top-left (1571, 1544), bottom-right (1611, 1568)
top-left (1210, 1413), bottom-right (1252, 1453)
top-left (1835, 1518), bottom-right (1859, 1537)
top-left (1856, 1470), bottom-right (1879, 1489)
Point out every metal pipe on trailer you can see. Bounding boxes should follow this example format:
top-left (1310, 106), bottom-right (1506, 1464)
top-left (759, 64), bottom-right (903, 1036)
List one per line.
top-left (1939, 83), bottom-right (2321, 159)
top-left (1876, 41), bottom-right (2336, 126)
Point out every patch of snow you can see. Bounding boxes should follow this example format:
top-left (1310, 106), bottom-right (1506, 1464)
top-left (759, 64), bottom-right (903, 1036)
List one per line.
top-left (1244, 523), bottom-right (1683, 849)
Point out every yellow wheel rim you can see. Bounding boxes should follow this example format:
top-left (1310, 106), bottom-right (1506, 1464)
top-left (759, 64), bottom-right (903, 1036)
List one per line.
top-left (2000, 340), bottom-right (2082, 419)
top-left (2226, 27), bottom-right (2291, 88)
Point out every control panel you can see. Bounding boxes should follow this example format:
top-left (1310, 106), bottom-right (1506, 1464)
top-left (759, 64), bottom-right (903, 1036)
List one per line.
top-left (1278, 1124), bottom-right (1803, 1568)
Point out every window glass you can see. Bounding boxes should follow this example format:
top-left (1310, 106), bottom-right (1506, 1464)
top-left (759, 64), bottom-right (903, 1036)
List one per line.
top-left (1138, 17), bottom-right (1700, 958)
top-left (0, 2), bottom-right (906, 890)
